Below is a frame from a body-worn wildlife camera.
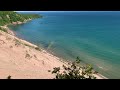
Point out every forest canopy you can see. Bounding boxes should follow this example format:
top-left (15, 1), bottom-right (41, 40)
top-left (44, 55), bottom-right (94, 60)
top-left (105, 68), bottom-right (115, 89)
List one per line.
top-left (0, 11), bottom-right (41, 26)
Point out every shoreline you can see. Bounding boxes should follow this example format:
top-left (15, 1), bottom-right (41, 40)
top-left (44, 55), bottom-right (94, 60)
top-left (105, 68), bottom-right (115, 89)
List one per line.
top-left (0, 18), bottom-right (32, 36)
top-left (0, 30), bottom-right (65, 79)
top-left (0, 20), bottom-right (107, 79)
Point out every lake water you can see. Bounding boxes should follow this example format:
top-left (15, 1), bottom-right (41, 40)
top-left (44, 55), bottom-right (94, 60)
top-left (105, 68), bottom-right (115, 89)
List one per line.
top-left (9, 11), bottom-right (120, 78)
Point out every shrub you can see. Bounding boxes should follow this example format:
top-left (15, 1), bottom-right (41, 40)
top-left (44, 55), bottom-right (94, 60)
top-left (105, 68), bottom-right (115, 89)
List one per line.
top-left (14, 39), bottom-right (21, 46)
top-left (51, 57), bottom-right (96, 79)
top-left (35, 47), bottom-right (41, 51)
top-left (0, 27), bottom-right (8, 33)
top-left (7, 75), bottom-right (11, 79)
top-left (24, 43), bottom-right (33, 48)
top-left (25, 53), bottom-right (31, 59)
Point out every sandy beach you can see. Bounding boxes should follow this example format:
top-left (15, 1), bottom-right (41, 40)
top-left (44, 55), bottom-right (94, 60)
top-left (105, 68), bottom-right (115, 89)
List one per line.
top-left (0, 24), bottom-right (107, 79)
top-left (0, 30), bottom-right (66, 79)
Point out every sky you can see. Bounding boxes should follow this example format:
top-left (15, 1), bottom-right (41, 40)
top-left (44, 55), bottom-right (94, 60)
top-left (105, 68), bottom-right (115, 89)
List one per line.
top-left (15, 11), bottom-right (119, 13)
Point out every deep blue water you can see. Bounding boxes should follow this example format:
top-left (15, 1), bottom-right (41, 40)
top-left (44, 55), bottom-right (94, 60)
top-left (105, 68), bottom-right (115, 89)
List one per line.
top-left (9, 11), bottom-right (120, 78)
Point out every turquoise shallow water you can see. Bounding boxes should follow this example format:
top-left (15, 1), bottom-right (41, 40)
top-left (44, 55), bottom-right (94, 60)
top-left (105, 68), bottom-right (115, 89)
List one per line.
top-left (9, 11), bottom-right (120, 78)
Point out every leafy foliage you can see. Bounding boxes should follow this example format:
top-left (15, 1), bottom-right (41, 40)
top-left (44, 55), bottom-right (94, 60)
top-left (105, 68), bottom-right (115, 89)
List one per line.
top-left (0, 11), bottom-right (41, 26)
top-left (0, 27), bottom-right (8, 33)
top-left (51, 57), bottom-right (96, 79)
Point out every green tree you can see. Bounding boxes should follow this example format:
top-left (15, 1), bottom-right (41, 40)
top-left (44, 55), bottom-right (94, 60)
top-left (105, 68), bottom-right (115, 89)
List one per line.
top-left (0, 11), bottom-right (41, 26)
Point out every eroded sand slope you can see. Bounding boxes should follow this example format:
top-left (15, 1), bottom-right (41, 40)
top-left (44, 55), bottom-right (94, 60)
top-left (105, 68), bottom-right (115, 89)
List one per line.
top-left (0, 31), bottom-right (64, 79)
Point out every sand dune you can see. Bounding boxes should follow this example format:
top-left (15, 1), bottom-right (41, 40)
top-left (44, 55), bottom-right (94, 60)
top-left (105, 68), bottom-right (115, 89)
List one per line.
top-left (0, 30), bottom-right (106, 79)
top-left (0, 31), bottom-right (65, 79)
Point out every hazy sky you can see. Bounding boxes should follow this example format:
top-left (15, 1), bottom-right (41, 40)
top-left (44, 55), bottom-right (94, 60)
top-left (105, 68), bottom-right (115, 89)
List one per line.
top-left (16, 11), bottom-right (68, 12)
top-left (16, 11), bottom-right (118, 13)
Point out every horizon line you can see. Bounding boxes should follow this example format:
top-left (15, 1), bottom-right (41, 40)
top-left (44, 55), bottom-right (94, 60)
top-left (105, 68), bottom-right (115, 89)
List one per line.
top-left (15, 11), bottom-right (120, 12)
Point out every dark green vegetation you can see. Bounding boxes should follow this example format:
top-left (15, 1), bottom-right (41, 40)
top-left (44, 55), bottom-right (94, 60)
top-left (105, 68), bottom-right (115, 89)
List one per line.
top-left (51, 57), bottom-right (96, 79)
top-left (0, 11), bottom-right (41, 26)
top-left (0, 27), bottom-right (8, 33)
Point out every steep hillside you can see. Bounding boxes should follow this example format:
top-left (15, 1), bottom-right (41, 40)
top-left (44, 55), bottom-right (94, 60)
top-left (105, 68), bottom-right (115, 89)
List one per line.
top-left (0, 11), bottom-right (41, 26)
